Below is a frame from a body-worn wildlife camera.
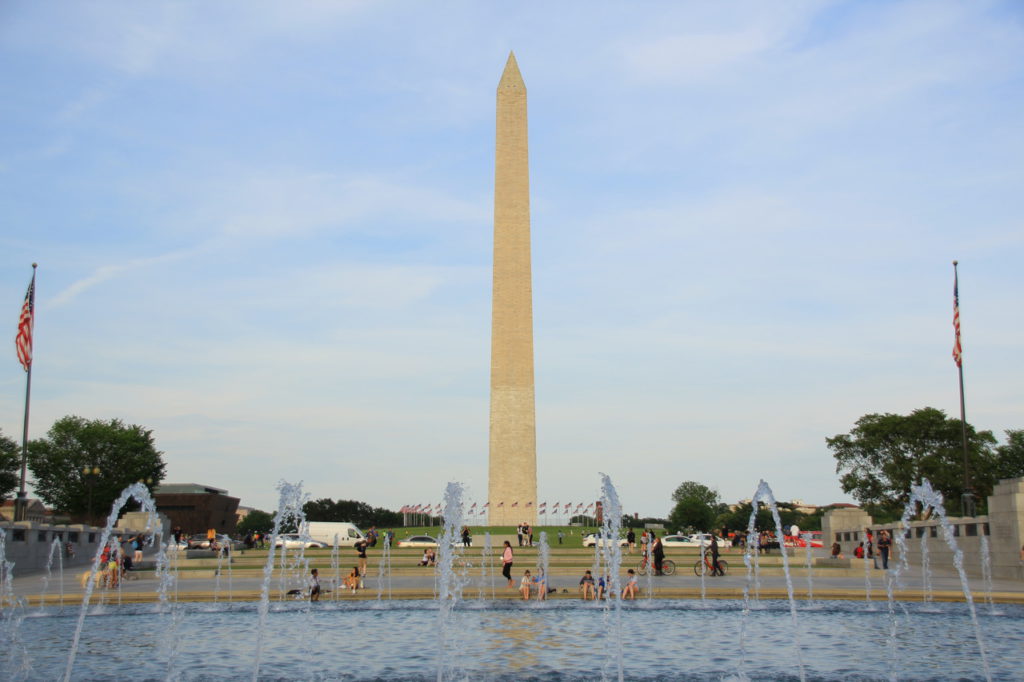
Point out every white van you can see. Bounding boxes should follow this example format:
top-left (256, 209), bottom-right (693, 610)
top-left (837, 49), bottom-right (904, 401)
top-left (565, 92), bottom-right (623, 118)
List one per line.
top-left (305, 522), bottom-right (366, 547)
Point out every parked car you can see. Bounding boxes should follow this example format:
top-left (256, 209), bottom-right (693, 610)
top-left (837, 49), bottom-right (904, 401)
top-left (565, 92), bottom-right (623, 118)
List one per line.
top-left (273, 534), bottom-right (327, 549)
top-left (581, 534), bottom-right (629, 548)
top-left (397, 535), bottom-right (440, 548)
top-left (660, 534), bottom-right (702, 548)
top-left (187, 534), bottom-right (211, 549)
top-left (688, 533), bottom-right (725, 547)
top-left (660, 533), bottom-right (725, 549)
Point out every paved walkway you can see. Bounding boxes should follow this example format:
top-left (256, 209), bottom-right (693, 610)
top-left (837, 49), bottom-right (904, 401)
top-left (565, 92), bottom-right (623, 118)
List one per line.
top-left (10, 558), bottom-right (1024, 605)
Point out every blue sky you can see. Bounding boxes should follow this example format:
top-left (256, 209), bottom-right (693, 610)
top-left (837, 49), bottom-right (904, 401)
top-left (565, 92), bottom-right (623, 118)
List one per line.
top-left (2, 1), bottom-right (1022, 518)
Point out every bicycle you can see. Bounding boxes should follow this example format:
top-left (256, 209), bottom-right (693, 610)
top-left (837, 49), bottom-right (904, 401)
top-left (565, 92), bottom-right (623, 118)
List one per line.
top-left (693, 554), bottom-right (728, 576)
top-left (636, 555), bottom-right (676, 576)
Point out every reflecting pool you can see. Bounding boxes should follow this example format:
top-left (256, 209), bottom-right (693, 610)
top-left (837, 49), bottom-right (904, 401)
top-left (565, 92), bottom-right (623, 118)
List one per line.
top-left (5, 598), bottom-right (1022, 681)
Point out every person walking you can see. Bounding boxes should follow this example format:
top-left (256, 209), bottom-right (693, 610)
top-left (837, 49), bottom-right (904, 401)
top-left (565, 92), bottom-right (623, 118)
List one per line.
top-left (651, 532), bottom-right (665, 576)
top-left (877, 530), bottom-right (892, 569)
top-left (626, 529), bottom-right (636, 554)
top-left (501, 540), bottom-right (514, 587)
top-left (710, 535), bottom-right (724, 576)
top-left (355, 538), bottom-right (368, 588)
top-left (132, 534), bottom-right (144, 564)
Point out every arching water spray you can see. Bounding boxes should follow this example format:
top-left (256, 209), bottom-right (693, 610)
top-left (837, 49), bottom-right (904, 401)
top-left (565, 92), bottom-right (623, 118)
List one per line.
top-left (887, 480), bottom-right (991, 682)
top-left (739, 480), bottom-right (805, 682)
top-left (39, 537), bottom-right (65, 610)
top-left (63, 483), bottom-right (164, 682)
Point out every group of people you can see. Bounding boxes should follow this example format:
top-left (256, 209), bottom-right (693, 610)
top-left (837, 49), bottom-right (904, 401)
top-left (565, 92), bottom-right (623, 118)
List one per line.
top-left (518, 568), bottom-right (549, 600)
top-left (83, 535), bottom-right (146, 589)
top-left (516, 523), bottom-right (534, 547)
top-left (851, 528), bottom-right (893, 569)
top-left (578, 569), bottom-right (639, 600)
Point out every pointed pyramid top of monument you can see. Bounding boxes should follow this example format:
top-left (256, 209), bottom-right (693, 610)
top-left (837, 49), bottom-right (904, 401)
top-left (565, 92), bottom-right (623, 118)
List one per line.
top-left (498, 51), bottom-right (525, 91)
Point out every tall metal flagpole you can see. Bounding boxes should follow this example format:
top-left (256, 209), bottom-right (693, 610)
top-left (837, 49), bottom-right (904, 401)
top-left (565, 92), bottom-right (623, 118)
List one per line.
top-left (952, 260), bottom-right (973, 517)
top-left (14, 263), bottom-right (37, 522)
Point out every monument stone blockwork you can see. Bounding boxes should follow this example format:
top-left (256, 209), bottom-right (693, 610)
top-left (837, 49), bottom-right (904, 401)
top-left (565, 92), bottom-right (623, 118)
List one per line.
top-left (488, 52), bottom-right (537, 526)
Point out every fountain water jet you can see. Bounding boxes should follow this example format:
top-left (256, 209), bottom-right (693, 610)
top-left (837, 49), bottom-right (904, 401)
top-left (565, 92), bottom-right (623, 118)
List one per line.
top-left (376, 533), bottom-right (392, 601)
top-left (887, 480), bottom-right (991, 681)
top-left (253, 480), bottom-right (308, 682)
top-left (739, 480), bottom-right (805, 682)
top-left (39, 537), bottom-right (64, 610)
top-left (436, 481), bottom-right (469, 682)
top-left (63, 482), bottom-right (165, 682)
top-left (599, 473), bottom-right (624, 682)
top-left (802, 532), bottom-right (815, 604)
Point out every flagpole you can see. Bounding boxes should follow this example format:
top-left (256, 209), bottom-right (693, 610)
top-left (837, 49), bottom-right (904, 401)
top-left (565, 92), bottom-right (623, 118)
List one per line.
top-left (14, 263), bottom-right (37, 522)
top-left (953, 260), bottom-right (973, 517)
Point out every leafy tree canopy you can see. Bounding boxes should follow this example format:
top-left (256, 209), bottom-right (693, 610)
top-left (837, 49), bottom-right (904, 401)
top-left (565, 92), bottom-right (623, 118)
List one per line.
top-left (827, 407), bottom-right (997, 517)
top-left (995, 429), bottom-right (1024, 481)
top-left (715, 501), bottom-right (818, 534)
top-left (303, 498), bottom-right (401, 528)
top-left (0, 429), bottom-right (20, 501)
top-left (668, 481), bottom-right (724, 533)
top-left (237, 509), bottom-right (274, 535)
top-left (27, 416), bottom-right (166, 521)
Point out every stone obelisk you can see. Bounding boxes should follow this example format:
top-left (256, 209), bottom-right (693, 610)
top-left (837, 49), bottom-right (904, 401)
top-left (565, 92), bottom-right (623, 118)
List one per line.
top-left (488, 52), bottom-right (536, 526)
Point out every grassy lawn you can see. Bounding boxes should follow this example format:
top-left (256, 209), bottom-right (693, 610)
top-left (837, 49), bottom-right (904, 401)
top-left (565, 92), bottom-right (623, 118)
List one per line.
top-left (386, 525), bottom-right (610, 548)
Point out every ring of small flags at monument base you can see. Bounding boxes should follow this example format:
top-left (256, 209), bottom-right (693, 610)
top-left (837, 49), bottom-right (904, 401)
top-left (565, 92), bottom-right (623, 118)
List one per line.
top-left (398, 501), bottom-right (601, 523)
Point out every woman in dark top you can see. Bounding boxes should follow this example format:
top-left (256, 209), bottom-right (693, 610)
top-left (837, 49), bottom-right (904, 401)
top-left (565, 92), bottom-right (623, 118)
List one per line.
top-left (651, 533), bottom-right (665, 575)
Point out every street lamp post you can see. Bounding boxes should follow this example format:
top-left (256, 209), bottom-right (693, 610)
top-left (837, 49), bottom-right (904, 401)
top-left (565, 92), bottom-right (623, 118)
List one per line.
top-left (83, 465), bottom-right (100, 526)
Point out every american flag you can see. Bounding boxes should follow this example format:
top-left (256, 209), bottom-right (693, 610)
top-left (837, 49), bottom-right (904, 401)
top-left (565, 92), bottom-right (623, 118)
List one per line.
top-left (952, 265), bottom-right (962, 367)
top-left (16, 268), bottom-right (35, 371)
top-left (512, 501), bottom-right (518, 508)
top-left (482, 502), bottom-right (490, 508)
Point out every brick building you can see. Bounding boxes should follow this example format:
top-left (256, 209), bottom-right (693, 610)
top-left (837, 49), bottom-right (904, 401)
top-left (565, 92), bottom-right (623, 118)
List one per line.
top-left (153, 483), bottom-right (240, 536)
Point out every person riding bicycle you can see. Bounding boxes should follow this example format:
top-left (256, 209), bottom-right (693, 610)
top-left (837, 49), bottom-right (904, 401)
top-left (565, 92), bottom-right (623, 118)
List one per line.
top-left (710, 535), bottom-right (724, 576)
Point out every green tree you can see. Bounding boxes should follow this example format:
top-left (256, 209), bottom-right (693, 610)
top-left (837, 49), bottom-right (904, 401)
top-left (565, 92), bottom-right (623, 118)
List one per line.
top-left (237, 509), bottom-right (274, 535)
top-left (668, 481), bottom-right (723, 533)
top-left (27, 416), bottom-right (166, 523)
top-left (0, 429), bottom-right (20, 501)
top-left (994, 429), bottom-right (1024, 480)
top-left (827, 407), bottom-right (997, 517)
top-left (303, 498), bottom-right (402, 528)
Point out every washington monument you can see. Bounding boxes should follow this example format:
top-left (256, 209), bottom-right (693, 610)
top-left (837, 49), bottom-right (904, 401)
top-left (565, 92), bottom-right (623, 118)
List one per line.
top-left (488, 52), bottom-right (537, 526)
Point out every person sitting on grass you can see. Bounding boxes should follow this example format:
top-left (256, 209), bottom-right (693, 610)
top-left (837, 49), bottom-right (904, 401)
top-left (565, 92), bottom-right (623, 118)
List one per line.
top-left (520, 570), bottom-right (534, 600)
top-left (623, 569), bottom-right (638, 600)
top-left (579, 570), bottom-right (595, 600)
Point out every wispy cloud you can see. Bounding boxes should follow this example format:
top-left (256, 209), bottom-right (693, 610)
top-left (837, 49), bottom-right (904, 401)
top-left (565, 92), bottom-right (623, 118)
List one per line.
top-left (48, 248), bottom-right (200, 308)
